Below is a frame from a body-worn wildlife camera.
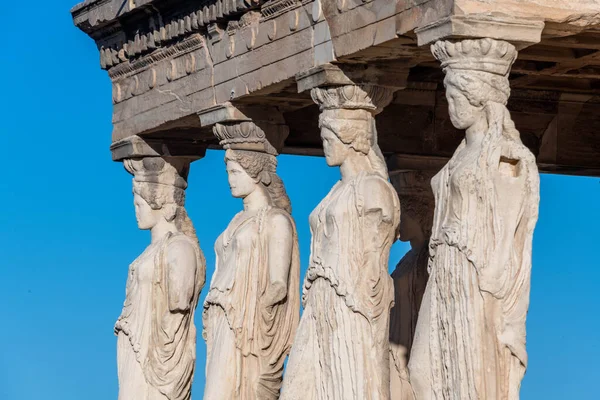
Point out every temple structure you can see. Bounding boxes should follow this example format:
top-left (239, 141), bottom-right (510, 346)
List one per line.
top-left (72, 0), bottom-right (600, 399)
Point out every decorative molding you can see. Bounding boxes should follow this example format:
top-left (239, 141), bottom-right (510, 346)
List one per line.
top-left (99, 10), bottom-right (208, 70)
top-left (75, 0), bottom-right (317, 71)
top-left (261, 0), bottom-right (301, 20)
top-left (108, 34), bottom-right (206, 80)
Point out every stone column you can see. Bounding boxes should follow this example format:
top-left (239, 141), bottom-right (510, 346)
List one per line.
top-left (198, 103), bottom-right (301, 400)
top-left (388, 170), bottom-right (435, 400)
top-left (281, 66), bottom-right (402, 400)
top-left (110, 135), bottom-right (206, 400)
top-left (408, 39), bottom-right (540, 400)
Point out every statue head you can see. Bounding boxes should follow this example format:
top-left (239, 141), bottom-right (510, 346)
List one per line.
top-left (133, 191), bottom-right (160, 230)
top-left (391, 171), bottom-right (435, 248)
top-left (311, 84), bottom-right (393, 179)
top-left (224, 149), bottom-right (292, 213)
top-left (214, 119), bottom-right (292, 213)
top-left (432, 39), bottom-right (517, 130)
top-left (319, 108), bottom-right (373, 167)
top-left (124, 157), bottom-right (196, 238)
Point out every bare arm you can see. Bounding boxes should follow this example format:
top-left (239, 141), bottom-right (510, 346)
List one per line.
top-left (264, 212), bottom-right (294, 307)
top-left (166, 239), bottom-right (198, 313)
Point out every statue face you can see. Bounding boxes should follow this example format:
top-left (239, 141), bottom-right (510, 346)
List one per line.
top-left (226, 160), bottom-right (257, 199)
top-left (134, 192), bottom-right (158, 230)
top-left (446, 85), bottom-right (483, 130)
top-left (321, 126), bottom-right (349, 167)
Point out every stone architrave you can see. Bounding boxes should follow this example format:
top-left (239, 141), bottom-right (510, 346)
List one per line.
top-left (202, 118), bottom-right (301, 400)
top-left (408, 39), bottom-right (540, 400)
top-left (115, 155), bottom-right (206, 400)
top-left (281, 85), bottom-right (401, 400)
top-left (388, 171), bottom-right (435, 400)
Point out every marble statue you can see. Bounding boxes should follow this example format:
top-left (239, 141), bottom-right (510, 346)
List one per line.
top-left (388, 171), bottom-right (435, 400)
top-left (409, 39), bottom-right (540, 400)
top-left (203, 121), bottom-right (301, 400)
top-left (115, 156), bottom-right (206, 400)
top-left (281, 85), bottom-right (400, 400)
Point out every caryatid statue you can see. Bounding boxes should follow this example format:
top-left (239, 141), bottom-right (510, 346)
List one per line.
top-left (203, 121), bottom-right (301, 400)
top-left (281, 85), bottom-right (400, 400)
top-left (115, 156), bottom-right (206, 400)
top-left (409, 39), bottom-right (540, 400)
top-left (388, 171), bottom-right (435, 400)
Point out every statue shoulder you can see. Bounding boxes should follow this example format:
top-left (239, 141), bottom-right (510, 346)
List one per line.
top-left (264, 207), bottom-right (295, 234)
top-left (164, 233), bottom-right (200, 269)
top-left (355, 174), bottom-right (399, 216)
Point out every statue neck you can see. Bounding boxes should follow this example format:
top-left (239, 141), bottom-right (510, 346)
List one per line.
top-left (340, 151), bottom-right (371, 182)
top-left (150, 219), bottom-right (178, 244)
top-left (465, 113), bottom-right (488, 148)
top-left (243, 185), bottom-right (271, 212)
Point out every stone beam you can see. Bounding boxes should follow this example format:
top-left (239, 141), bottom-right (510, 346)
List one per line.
top-left (103, 2), bottom-right (328, 141)
top-left (72, 0), bottom-right (600, 144)
top-left (110, 135), bottom-right (206, 161)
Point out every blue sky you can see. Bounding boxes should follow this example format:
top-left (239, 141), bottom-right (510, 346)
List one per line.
top-left (1, 2), bottom-right (599, 399)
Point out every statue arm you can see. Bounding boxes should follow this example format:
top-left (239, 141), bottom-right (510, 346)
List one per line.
top-left (166, 239), bottom-right (198, 313)
top-left (361, 177), bottom-right (398, 253)
top-left (359, 178), bottom-right (398, 276)
top-left (264, 212), bottom-right (294, 307)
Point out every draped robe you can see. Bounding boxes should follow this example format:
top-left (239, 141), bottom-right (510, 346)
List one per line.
top-left (282, 172), bottom-right (400, 400)
top-left (409, 104), bottom-right (540, 400)
top-left (115, 232), bottom-right (204, 400)
top-left (203, 206), bottom-right (300, 400)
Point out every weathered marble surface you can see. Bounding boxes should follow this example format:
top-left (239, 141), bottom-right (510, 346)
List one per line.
top-left (115, 156), bottom-right (206, 400)
top-left (281, 85), bottom-right (400, 400)
top-left (72, 0), bottom-right (600, 176)
top-left (388, 171), bottom-right (435, 400)
top-left (203, 121), bottom-right (300, 400)
top-left (409, 39), bottom-right (540, 400)
top-left (71, 0), bottom-right (600, 141)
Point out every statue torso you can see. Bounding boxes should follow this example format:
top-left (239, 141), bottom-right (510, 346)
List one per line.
top-left (116, 238), bottom-right (164, 359)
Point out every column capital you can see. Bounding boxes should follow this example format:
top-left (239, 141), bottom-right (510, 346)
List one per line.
top-left (296, 64), bottom-right (409, 92)
top-left (123, 156), bottom-right (192, 193)
top-left (415, 15), bottom-right (544, 50)
top-left (198, 102), bottom-right (289, 155)
top-left (296, 64), bottom-right (410, 115)
top-left (310, 84), bottom-right (395, 115)
top-left (110, 135), bottom-right (206, 162)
